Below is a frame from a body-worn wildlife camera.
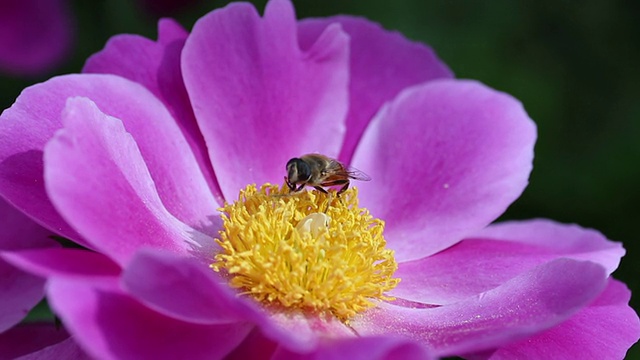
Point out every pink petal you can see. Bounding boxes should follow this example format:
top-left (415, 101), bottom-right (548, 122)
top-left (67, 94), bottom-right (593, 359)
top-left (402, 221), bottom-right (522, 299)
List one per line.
top-left (476, 218), bottom-right (625, 275)
top-left (392, 219), bottom-right (625, 304)
top-left (352, 80), bottom-right (536, 261)
top-left (0, 323), bottom-right (70, 359)
top-left (298, 16), bottom-right (453, 163)
top-left (0, 197), bottom-right (56, 251)
top-left (0, 260), bottom-right (44, 332)
top-left (83, 19), bottom-right (222, 203)
top-left (182, 0), bottom-right (350, 200)
top-left (272, 336), bottom-right (435, 360)
top-left (17, 338), bottom-right (91, 360)
top-left (352, 259), bottom-right (607, 356)
top-left (2, 248), bottom-right (120, 279)
top-left (0, 0), bottom-right (73, 76)
top-left (122, 249), bottom-right (258, 325)
top-left (0, 198), bottom-right (57, 331)
top-left (0, 74), bottom-right (219, 244)
top-left (121, 249), bottom-right (347, 353)
top-left (225, 329), bottom-right (277, 360)
top-left (44, 97), bottom-right (213, 264)
top-left (47, 277), bottom-right (252, 360)
top-left (467, 280), bottom-right (640, 359)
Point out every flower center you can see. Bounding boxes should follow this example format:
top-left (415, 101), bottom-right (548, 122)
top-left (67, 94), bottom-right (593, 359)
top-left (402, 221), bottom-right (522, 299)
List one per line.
top-left (211, 184), bottom-right (399, 322)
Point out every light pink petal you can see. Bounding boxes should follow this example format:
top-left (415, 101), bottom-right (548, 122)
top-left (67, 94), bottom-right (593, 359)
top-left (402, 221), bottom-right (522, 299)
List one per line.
top-left (352, 80), bottom-right (536, 261)
top-left (2, 248), bottom-right (120, 279)
top-left (393, 219), bottom-right (625, 304)
top-left (0, 260), bottom-right (44, 332)
top-left (475, 218), bottom-right (625, 275)
top-left (122, 249), bottom-right (258, 325)
top-left (182, 0), bottom-right (350, 200)
top-left (298, 16), bottom-right (453, 163)
top-left (272, 336), bottom-right (435, 360)
top-left (0, 0), bottom-right (73, 76)
top-left (0, 74), bottom-right (219, 243)
top-left (467, 280), bottom-right (640, 359)
top-left (352, 259), bottom-right (607, 356)
top-left (83, 19), bottom-right (222, 203)
top-left (0, 323), bottom-right (70, 359)
top-left (47, 277), bottom-right (252, 360)
top-left (44, 97), bottom-right (214, 265)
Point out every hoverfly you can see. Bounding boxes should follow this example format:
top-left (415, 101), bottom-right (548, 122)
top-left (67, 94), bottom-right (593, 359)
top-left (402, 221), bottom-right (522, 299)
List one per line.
top-left (284, 153), bottom-right (371, 194)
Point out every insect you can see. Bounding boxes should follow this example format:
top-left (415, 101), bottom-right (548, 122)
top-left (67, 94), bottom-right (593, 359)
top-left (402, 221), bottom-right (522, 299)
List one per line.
top-left (284, 153), bottom-right (371, 195)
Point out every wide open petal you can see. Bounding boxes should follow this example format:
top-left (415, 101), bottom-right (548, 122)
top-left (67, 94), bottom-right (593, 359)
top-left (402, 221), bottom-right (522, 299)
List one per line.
top-left (47, 277), bottom-right (252, 360)
top-left (2, 248), bottom-right (120, 279)
top-left (0, 74), bottom-right (218, 243)
top-left (272, 335), bottom-right (434, 360)
top-left (467, 280), bottom-right (640, 359)
top-left (0, 198), bottom-right (57, 332)
top-left (352, 259), bottom-right (607, 357)
top-left (0, 260), bottom-right (44, 332)
top-left (298, 16), bottom-right (453, 163)
top-left (121, 248), bottom-right (350, 353)
top-left (392, 219), bottom-right (625, 304)
top-left (475, 218), bottom-right (625, 275)
top-left (182, 0), bottom-right (350, 200)
top-left (122, 249), bottom-right (257, 325)
top-left (83, 19), bottom-right (221, 203)
top-left (0, 323), bottom-right (71, 359)
top-left (352, 80), bottom-right (536, 261)
top-left (44, 98), bottom-right (213, 265)
top-left (0, 0), bottom-right (73, 76)
top-left (0, 197), bottom-right (56, 251)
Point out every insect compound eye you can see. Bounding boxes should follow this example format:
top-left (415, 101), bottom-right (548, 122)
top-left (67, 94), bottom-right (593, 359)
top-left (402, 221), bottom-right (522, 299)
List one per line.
top-left (295, 160), bottom-right (312, 181)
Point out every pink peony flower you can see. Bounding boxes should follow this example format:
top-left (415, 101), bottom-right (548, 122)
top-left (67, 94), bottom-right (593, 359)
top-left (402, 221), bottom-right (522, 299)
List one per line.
top-left (0, 0), bottom-right (638, 358)
top-left (0, 0), bottom-right (74, 76)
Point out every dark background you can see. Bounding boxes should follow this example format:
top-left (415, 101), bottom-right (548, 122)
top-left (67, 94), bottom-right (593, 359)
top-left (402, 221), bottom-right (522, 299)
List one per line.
top-left (2, 0), bottom-right (638, 358)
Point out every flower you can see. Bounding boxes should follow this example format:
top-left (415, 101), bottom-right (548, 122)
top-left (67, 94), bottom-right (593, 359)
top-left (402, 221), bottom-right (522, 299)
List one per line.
top-left (0, 0), bottom-right (74, 76)
top-left (0, 0), bottom-right (638, 358)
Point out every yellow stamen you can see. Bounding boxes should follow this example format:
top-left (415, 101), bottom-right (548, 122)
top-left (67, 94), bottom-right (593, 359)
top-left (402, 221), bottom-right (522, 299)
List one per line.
top-left (211, 184), bottom-right (399, 322)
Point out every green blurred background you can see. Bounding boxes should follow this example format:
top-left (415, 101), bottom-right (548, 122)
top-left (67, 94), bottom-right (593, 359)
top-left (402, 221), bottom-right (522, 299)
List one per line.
top-left (2, 0), bottom-right (638, 357)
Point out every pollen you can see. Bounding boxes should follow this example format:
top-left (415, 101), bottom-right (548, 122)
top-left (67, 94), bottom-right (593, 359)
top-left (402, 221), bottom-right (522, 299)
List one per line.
top-left (211, 184), bottom-right (399, 322)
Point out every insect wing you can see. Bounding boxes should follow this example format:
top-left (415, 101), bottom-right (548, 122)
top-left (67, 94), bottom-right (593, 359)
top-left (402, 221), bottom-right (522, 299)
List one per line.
top-left (345, 165), bottom-right (371, 181)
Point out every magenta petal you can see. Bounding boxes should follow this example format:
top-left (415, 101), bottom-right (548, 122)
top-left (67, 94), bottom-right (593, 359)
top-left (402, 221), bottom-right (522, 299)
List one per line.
top-left (83, 20), bottom-right (222, 203)
top-left (2, 248), bottom-right (120, 278)
top-left (353, 80), bottom-right (536, 261)
top-left (0, 198), bottom-right (56, 331)
top-left (0, 323), bottom-right (70, 359)
top-left (122, 249), bottom-right (258, 325)
top-left (182, 0), bottom-right (350, 200)
top-left (393, 219), bottom-right (625, 304)
top-left (352, 259), bottom-right (607, 356)
top-left (0, 74), bottom-right (219, 242)
top-left (475, 218), bottom-right (625, 275)
top-left (272, 336), bottom-right (435, 360)
top-left (47, 277), bottom-right (252, 360)
top-left (0, 197), bottom-right (56, 251)
top-left (0, 0), bottom-right (73, 76)
top-left (298, 16), bottom-right (453, 162)
top-left (225, 329), bottom-right (277, 360)
top-left (17, 337), bottom-right (91, 360)
top-left (44, 98), bottom-right (212, 264)
top-left (469, 280), bottom-right (640, 359)
top-left (0, 260), bottom-right (44, 332)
